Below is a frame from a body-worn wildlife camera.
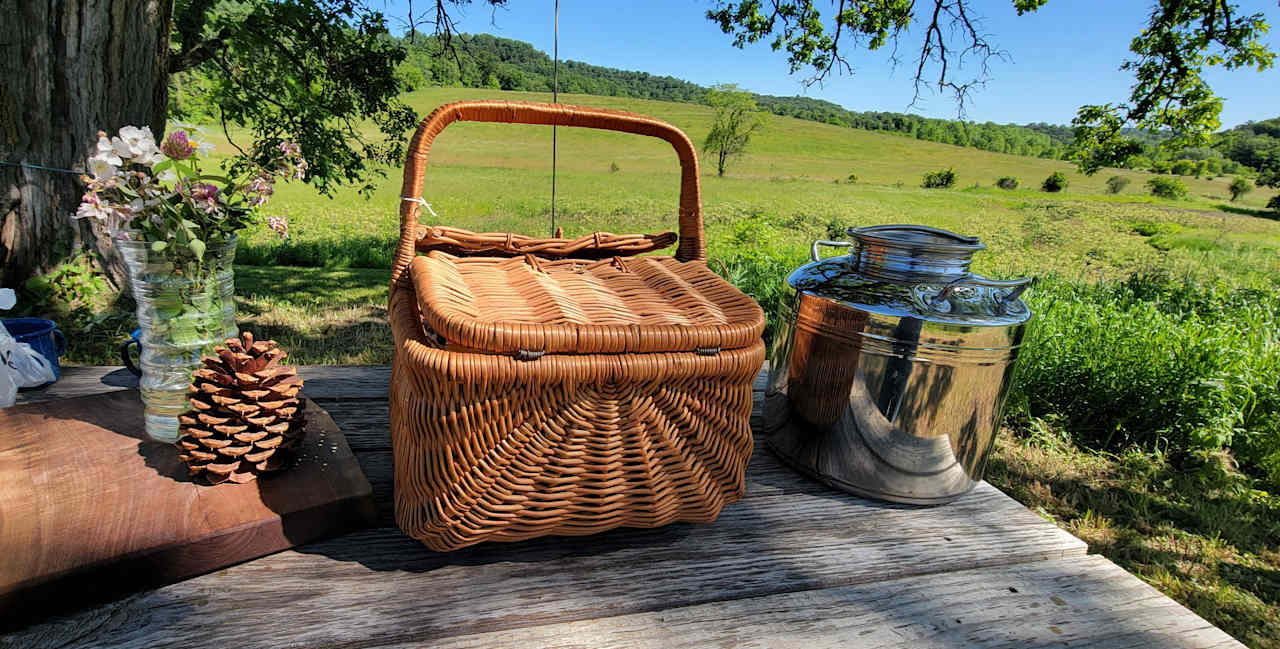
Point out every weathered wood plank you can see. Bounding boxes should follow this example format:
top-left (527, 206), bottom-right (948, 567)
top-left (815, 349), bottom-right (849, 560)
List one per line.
top-left (13, 365), bottom-right (395, 404)
top-left (392, 555), bottom-right (1243, 649)
top-left (18, 365), bottom-right (765, 404)
top-left (296, 365), bottom-right (392, 400)
top-left (10, 366), bottom-right (140, 405)
top-left (7, 484), bottom-right (1086, 649)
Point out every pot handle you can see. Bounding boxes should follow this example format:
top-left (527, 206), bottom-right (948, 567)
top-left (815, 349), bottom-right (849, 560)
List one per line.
top-left (120, 329), bottom-right (142, 377)
top-left (810, 239), bottom-right (853, 262)
top-left (929, 275), bottom-right (1035, 310)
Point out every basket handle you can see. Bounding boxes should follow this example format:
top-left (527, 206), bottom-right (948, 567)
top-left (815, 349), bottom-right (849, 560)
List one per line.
top-left (392, 101), bottom-right (706, 286)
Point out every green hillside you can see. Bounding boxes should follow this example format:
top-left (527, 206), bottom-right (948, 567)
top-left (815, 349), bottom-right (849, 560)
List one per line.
top-left (219, 87), bottom-right (1279, 283)
top-left (377, 33), bottom-right (1265, 175)
top-left (173, 32), bottom-right (1274, 175)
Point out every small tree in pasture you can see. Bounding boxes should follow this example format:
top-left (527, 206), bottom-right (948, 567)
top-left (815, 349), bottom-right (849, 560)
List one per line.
top-left (703, 84), bottom-right (766, 177)
top-left (1106, 176), bottom-right (1131, 194)
top-left (922, 168), bottom-right (956, 189)
top-left (996, 176), bottom-right (1019, 190)
top-left (1147, 177), bottom-right (1188, 199)
top-left (1228, 177), bottom-right (1252, 202)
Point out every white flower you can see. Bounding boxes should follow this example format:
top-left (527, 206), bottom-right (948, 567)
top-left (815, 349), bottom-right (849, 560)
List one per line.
top-left (156, 168), bottom-right (177, 183)
top-left (195, 139), bottom-right (214, 157)
top-left (75, 195), bottom-right (109, 221)
top-left (111, 125), bottom-right (157, 159)
top-left (95, 135), bottom-right (122, 163)
top-left (86, 153), bottom-right (120, 180)
top-left (135, 145), bottom-right (165, 166)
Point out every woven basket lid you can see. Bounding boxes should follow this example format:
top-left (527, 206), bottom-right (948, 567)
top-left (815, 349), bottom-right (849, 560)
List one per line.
top-left (410, 252), bottom-right (765, 355)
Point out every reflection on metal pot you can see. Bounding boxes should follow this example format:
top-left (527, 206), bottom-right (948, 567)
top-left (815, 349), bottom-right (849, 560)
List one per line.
top-left (766, 225), bottom-right (1033, 505)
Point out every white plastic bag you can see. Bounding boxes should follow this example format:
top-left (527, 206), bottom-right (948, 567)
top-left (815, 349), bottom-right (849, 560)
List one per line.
top-left (0, 289), bottom-right (57, 407)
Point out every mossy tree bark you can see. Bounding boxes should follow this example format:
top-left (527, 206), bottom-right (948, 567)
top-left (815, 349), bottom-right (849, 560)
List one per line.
top-left (0, 0), bottom-right (172, 288)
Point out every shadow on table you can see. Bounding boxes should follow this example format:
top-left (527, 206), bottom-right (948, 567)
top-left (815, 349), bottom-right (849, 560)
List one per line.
top-left (281, 484), bottom-right (1223, 649)
top-left (99, 367), bottom-right (140, 388)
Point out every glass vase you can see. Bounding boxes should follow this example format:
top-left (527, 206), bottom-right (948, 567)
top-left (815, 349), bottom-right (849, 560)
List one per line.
top-left (118, 235), bottom-right (238, 442)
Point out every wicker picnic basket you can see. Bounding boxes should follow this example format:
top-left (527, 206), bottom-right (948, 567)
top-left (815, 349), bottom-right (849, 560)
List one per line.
top-left (388, 101), bottom-right (767, 551)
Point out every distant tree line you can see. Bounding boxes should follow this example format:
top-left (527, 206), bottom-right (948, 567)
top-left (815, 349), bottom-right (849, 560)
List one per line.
top-left (170, 32), bottom-right (1278, 182)
top-left (390, 34), bottom-right (1073, 159)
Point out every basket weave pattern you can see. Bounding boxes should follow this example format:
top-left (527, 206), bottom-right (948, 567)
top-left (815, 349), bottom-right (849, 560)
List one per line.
top-left (414, 225), bottom-right (678, 258)
top-left (410, 252), bottom-right (763, 355)
top-left (389, 101), bottom-right (765, 551)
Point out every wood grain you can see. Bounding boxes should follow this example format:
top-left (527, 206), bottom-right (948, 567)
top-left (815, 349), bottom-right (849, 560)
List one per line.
top-left (0, 392), bottom-right (376, 624)
top-left (6, 484), bottom-right (1086, 649)
top-left (13, 365), bottom-right (394, 405)
top-left (398, 555), bottom-right (1243, 649)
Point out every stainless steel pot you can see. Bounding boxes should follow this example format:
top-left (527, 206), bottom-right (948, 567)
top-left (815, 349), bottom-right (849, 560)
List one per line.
top-left (764, 224), bottom-right (1033, 504)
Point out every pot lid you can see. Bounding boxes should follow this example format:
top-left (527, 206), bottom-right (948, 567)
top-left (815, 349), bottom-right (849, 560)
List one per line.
top-left (846, 224), bottom-right (985, 282)
top-left (794, 224), bottom-right (1032, 327)
top-left (788, 260), bottom-right (1032, 326)
top-left (850, 224), bottom-right (984, 253)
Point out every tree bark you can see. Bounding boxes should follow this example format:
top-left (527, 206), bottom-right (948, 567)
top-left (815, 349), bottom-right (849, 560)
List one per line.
top-left (0, 0), bottom-right (172, 288)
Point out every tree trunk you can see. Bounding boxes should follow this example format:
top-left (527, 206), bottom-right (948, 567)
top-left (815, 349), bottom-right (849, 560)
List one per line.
top-left (0, 0), bottom-right (172, 289)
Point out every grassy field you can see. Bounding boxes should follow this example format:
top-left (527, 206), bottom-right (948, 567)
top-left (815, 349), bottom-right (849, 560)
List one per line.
top-left (48, 87), bottom-right (1280, 647)
top-left (217, 87), bottom-right (1279, 358)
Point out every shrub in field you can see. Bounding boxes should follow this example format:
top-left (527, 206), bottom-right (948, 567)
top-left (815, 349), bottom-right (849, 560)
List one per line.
top-left (708, 215), bottom-right (806, 346)
top-left (1146, 177), bottom-right (1188, 199)
top-left (1228, 177), bottom-right (1251, 201)
top-left (1170, 159), bottom-right (1196, 176)
top-left (845, 172), bottom-right (858, 184)
top-left (1105, 175), bottom-right (1130, 194)
top-left (1010, 273), bottom-right (1280, 484)
top-left (609, 161), bottom-right (620, 173)
top-left (996, 176), bottom-right (1019, 190)
top-left (1269, 195), bottom-right (1280, 215)
top-left (237, 235), bottom-right (394, 269)
top-left (1041, 171), bottom-right (1068, 192)
top-left (921, 168), bottom-right (956, 189)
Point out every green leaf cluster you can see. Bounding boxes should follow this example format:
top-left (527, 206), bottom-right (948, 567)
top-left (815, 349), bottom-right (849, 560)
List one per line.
top-left (170, 0), bottom-right (427, 196)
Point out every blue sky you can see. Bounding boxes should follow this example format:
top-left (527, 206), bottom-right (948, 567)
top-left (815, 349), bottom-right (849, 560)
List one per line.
top-left (383, 0), bottom-right (1280, 127)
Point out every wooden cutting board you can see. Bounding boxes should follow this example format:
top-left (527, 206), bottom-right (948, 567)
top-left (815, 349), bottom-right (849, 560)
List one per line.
top-left (0, 390), bottom-right (376, 622)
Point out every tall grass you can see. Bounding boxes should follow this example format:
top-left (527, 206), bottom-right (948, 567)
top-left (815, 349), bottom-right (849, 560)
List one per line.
top-left (1011, 274), bottom-right (1280, 483)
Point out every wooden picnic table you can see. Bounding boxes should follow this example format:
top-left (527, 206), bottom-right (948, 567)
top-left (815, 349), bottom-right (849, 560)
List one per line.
top-left (4, 365), bottom-right (1244, 649)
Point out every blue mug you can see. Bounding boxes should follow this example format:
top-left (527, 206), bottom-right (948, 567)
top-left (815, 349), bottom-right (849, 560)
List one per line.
top-left (1, 317), bottom-right (66, 384)
top-left (121, 328), bottom-right (143, 376)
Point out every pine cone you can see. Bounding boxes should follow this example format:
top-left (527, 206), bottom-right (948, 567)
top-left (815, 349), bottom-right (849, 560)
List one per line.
top-left (175, 332), bottom-right (305, 485)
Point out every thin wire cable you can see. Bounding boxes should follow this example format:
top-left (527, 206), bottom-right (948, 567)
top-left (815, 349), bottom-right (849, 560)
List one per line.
top-left (0, 161), bottom-right (84, 176)
top-left (550, 0), bottom-right (559, 236)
